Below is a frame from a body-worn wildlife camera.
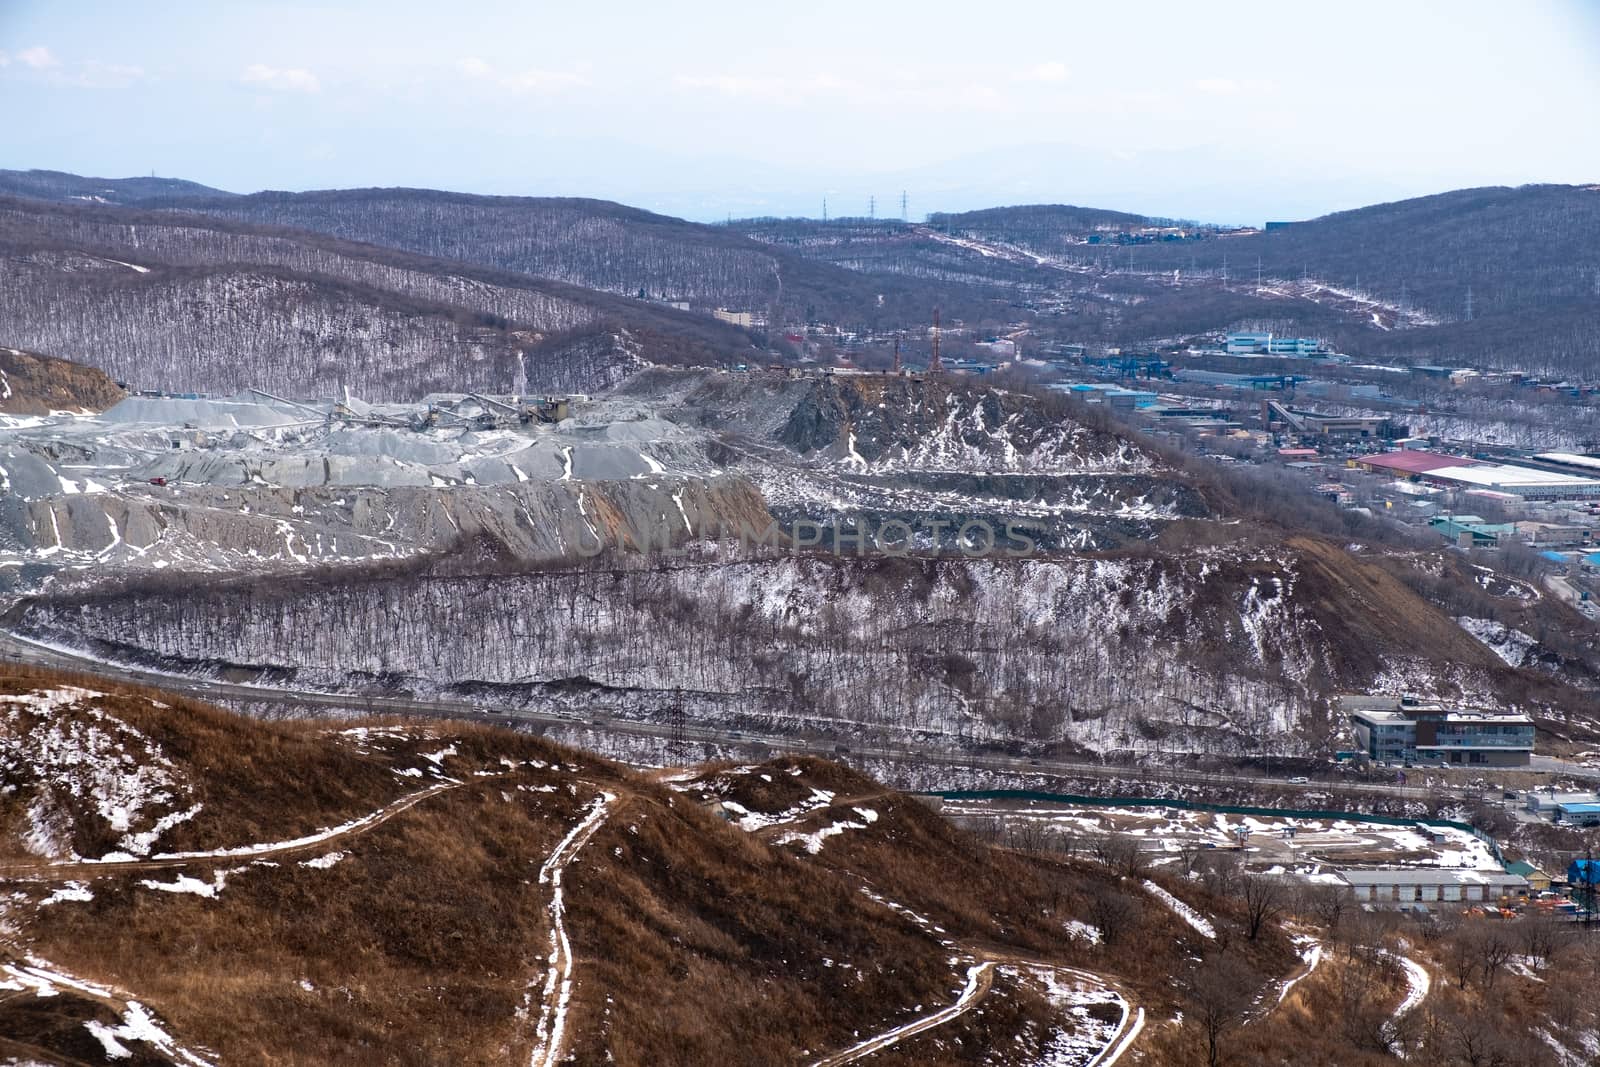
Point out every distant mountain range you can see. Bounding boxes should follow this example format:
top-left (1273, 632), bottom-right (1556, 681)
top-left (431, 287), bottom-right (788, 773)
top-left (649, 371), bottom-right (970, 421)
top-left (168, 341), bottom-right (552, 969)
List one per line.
top-left (1, 168), bottom-right (1598, 388)
top-left (0, 167), bottom-right (236, 205)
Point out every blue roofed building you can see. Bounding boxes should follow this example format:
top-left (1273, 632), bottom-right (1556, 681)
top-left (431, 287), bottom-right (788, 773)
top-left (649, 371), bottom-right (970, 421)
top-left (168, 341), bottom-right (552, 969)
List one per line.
top-left (1567, 858), bottom-right (1600, 887)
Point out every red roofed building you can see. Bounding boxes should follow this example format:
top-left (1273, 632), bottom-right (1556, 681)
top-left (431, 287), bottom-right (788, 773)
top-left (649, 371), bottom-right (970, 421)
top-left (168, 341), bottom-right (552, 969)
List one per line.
top-left (1353, 450), bottom-right (1479, 478)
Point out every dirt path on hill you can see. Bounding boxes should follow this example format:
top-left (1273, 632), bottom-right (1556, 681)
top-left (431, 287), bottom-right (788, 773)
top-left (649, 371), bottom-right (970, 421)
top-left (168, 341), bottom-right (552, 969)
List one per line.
top-left (525, 787), bottom-right (623, 1067)
top-left (0, 780), bottom-right (464, 881)
top-left (806, 933), bottom-right (1145, 1066)
top-left (808, 960), bottom-right (996, 1067)
top-left (751, 791), bottom-right (895, 834)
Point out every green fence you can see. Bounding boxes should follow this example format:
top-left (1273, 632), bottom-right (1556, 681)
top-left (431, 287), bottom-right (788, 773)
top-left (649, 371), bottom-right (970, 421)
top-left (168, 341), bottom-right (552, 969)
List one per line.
top-left (924, 789), bottom-right (1505, 865)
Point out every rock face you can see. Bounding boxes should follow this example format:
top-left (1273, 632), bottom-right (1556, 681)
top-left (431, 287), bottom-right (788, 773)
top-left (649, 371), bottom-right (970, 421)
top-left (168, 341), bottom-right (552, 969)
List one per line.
top-left (2, 476), bottom-right (770, 575)
top-left (0, 347), bottom-right (125, 415)
top-left (778, 376), bottom-right (1146, 471)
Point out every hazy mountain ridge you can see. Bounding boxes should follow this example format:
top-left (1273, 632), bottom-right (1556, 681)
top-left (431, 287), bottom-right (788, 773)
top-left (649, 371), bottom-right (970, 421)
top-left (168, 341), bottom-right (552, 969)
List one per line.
top-left (0, 168), bottom-right (237, 206)
top-left (155, 187), bottom-right (1008, 328)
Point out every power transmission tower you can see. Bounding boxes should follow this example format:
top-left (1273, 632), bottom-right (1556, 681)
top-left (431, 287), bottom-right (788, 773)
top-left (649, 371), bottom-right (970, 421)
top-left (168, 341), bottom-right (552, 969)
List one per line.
top-left (900, 190), bottom-right (908, 221)
top-left (892, 334), bottom-right (902, 374)
top-left (928, 308), bottom-right (943, 373)
top-left (822, 197), bottom-right (828, 222)
top-left (869, 195), bottom-right (875, 219)
top-left (669, 686), bottom-right (686, 746)
top-left (1464, 285), bottom-right (1474, 322)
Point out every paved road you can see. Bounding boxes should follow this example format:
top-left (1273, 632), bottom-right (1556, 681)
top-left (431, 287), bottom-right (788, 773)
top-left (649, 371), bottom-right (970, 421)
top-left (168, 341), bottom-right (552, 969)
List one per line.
top-left (1531, 754), bottom-right (1600, 782)
top-left (0, 628), bottom-right (1483, 805)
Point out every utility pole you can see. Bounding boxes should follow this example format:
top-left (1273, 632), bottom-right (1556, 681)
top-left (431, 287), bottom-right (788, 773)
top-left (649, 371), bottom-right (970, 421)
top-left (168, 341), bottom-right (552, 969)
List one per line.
top-left (892, 334), bottom-right (902, 374)
top-left (1584, 845), bottom-right (1596, 928)
top-left (928, 308), bottom-right (943, 373)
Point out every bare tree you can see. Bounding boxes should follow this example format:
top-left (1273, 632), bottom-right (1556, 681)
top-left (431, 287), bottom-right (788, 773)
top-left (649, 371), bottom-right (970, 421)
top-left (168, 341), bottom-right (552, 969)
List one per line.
top-left (1518, 915), bottom-right (1572, 972)
top-left (1442, 924), bottom-right (1479, 990)
top-left (1475, 924), bottom-right (1514, 991)
top-left (1238, 874), bottom-right (1286, 941)
top-left (1085, 888), bottom-right (1138, 949)
top-left (1088, 833), bottom-right (1146, 879)
top-left (1199, 851), bottom-right (1243, 898)
top-left (1189, 951), bottom-right (1259, 1067)
top-left (1300, 882), bottom-right (1350, 932)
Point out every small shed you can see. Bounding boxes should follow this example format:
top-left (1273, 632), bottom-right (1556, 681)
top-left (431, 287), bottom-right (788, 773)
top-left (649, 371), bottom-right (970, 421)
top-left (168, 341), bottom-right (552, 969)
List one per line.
top-left (1506, 861), bottom-right (1551, 893)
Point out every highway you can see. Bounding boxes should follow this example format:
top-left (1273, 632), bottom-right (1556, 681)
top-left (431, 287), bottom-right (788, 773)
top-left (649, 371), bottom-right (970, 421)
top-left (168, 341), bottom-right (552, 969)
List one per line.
top-left (0, 627), bottom-right (1481, 805)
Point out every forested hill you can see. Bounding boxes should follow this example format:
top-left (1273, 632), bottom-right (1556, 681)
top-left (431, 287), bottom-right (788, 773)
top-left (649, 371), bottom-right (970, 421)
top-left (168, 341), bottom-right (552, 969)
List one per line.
top-left (0, 168), bottom-right (236, 205)
top-left (927, 203), bottom-right (1158, 250)
top-left (157, 187), bottom-right (1003, 329)
top-left (930, 185), bottom-right (1600, 365)
top-left (1122, 184), bottom-right (1600, 323)
top-left (0, 195), bottom-right (758, 399)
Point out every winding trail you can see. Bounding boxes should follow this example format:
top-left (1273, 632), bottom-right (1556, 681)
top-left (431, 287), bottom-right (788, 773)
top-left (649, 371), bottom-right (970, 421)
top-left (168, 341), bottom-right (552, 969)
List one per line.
top-left (808, 961), bottom-right (995, 1067)
top-left (526, 789), bottom-right (619, 1067)
top-left (807, 940), bottom-right (1144, 1067)
top-left (0, 781), bottom-right (464, 880)
top-left (1380, 949), bottom-right (1431, 1056)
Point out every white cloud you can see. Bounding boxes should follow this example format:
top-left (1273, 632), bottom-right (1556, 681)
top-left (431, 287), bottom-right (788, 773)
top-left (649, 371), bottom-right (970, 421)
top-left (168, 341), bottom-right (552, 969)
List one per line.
top-left (1020, 61), bottom-right (1069, 83)
top-left (242, 64), bottom-right (320, 93)
top-left (458, 57), bottom-right (587, 93)
top-left (17, 46), bottom-right (58, 70)
top-left (673, 72), bottom-right (852, 98)
top-left (68, 61), bottom-right (145, 89)
top-left (1194, 77), bottom-right (1241, 95)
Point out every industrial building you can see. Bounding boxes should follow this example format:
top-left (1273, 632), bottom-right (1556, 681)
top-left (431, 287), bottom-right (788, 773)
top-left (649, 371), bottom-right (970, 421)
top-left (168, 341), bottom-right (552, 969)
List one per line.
top-left (1225, 333), bottom-right (1324, 356)
top-left (1336, 868), bottom-right (1528, 906)
top-left (1524, 792), bottom-right (1600, 826)
top-left (1341, 695), bottom-right (1535, 767)
top-left (1262, 400), bottom-right (1401, 440)
top-left (1356, 450), bottom-right (1600, 501)
top-left (1429, 514), bottom-right (1516, 548)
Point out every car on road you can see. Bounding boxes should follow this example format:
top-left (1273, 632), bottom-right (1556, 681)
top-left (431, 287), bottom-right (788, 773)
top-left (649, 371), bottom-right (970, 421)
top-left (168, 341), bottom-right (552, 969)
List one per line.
top-left (1287, 776), bottom-right (1310, 784)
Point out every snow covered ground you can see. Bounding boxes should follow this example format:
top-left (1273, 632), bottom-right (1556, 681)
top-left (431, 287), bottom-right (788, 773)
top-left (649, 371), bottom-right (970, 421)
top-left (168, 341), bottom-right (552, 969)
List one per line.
top-left (1141, 880), bottom-right (1215, 939)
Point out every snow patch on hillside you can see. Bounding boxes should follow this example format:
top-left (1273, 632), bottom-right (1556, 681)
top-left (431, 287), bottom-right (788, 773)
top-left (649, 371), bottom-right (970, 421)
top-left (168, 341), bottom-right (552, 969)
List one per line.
top-left (0, 687), bottom-right (192, 860)
top-left (1456, 616), bottom-right (1536, 667)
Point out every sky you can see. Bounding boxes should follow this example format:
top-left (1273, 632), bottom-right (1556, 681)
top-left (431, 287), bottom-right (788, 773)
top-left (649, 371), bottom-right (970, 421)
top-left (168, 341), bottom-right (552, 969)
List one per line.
top-left (3, 0), bottom-right (1599, 224)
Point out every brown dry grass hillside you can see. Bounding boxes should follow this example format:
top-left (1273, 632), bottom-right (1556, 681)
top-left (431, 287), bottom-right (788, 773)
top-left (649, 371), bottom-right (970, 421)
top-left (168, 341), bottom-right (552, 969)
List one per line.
top-left (0, 346), bottom-right (125, 415)
top-left (5, 664), bottom-right (1595, 1066)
